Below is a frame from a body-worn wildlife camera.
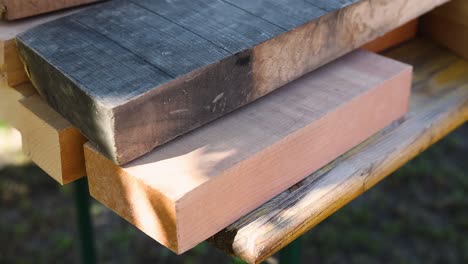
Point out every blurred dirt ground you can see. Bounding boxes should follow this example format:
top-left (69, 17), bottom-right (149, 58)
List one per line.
top-left (0, 122), bottom-right (466, 264)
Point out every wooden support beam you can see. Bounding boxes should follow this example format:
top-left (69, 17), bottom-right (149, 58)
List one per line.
top-left (85, 50), bottom-right (412, 254)
top-left (17, 0), bottom-right (447, 165)
top-left (0, 0), bottom-right (102, 20)
top-left (421, 0), bottom-right (468, 60)
top-left (209, 38), bottom-right (468, 264)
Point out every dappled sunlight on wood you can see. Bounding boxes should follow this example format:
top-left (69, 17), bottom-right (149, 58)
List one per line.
top-left (0, 125), bottom-right (29, 168)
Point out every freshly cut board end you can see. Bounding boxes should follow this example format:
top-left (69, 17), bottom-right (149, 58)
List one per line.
top-left (19, 95), bottom-right (87, 185)
top-left (86, 50), bottom-right (412, 254)
top-left (85, 143), bottom-right (180, 251)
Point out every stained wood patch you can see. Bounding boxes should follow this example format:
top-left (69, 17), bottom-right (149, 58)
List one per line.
top-left (17, 0), bottom-right (447, 164)
top-left (85, 50), bottom-right (412, 254)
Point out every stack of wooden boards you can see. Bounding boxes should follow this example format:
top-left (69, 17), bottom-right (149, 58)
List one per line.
top-left (2, 0), bottom-right (467, 261)
top-left (17, 0), bottom-right (447, 165)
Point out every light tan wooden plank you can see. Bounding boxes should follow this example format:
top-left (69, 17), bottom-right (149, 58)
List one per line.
top-left (0, 80), bottom-right (35, 127)
top-left (18, 95), bottom-right (87, 184)
top-left (421, 0), bottom-right (468, 60)
top-left (0, 0), bottom-right (101, 20)
top-left (85, 50), bottom-right (412, 254)
top-left (209, 38), bottom-right (468, 264)
top-left (0, 80), bottom-right (86, 184)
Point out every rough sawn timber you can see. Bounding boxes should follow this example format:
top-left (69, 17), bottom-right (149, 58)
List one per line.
top-left (209, 38), bottom-right (468, 264)
top-left (17, 0), bottom-right (447, 165)
top-left (85, 50), bottom-right (412, 254)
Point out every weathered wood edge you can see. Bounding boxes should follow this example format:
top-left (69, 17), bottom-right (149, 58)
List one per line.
top-left (208, 41), bottom-right (468, 263)
top-left (1, 6), bottom-right (86, 86)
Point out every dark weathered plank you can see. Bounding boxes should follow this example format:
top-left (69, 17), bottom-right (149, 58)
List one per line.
top-left (133, 0), bottom-right (286, 53)
top-left (209, 38), bottom-right (468, 264)
top-left (73, 1), bottom-right (230, 77)
top-left (17, 0), bottom-right (449, 164)
top-left (223, 0), bottom-right (326, 29)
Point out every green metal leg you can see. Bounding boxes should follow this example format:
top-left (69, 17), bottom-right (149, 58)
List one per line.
top-left (73, 177), bottom-right (97, 264)
top-left (279, 237), bottom-right (302, 264)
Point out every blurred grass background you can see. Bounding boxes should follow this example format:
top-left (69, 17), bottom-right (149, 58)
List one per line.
top-left (0, 122), bottom-right (466, 264)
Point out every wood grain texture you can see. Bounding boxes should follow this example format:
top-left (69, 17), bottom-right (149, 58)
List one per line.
top-left (19, 95), bottom-right (87, 184)
top-left (0, 0), bottom-right (102, 20)
top-left (17, 0), bottom-right (447, 165)
top-left (362, 19), bottom-right (418, 53)
top-left (0, 80), bottom-right (86, 184)
top-left (421, 0), bottom-right (468, 60)
top-left (0, 8), bottom-right (84, 87)
top-left (85, 50), bottom-right (411, 254)
top-left (209, 38), bottom-right (468, 264)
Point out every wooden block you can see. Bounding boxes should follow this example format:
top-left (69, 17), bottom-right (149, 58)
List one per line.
top-left (362, 19), bottom-right (418, 53)
top-left (209, 38), bottom-right (468, 264)
top-left (85, 50), bottom-right (412, 253)
top-left (17, 0), bottom-right (446, 164)
top-left (0, 8), bottom-right (84, 87)
top-left (0, 0), bottom-right (102, 20)
top-left (421, 0), bottom-right (468, 60)
top-left (0, 80), bottom-right (86, 184)
top-left (18, 95), bottom-right (87, 184)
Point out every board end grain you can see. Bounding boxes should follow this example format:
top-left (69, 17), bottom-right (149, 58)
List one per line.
top-left (19, 95), bottom-right (87, 184)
